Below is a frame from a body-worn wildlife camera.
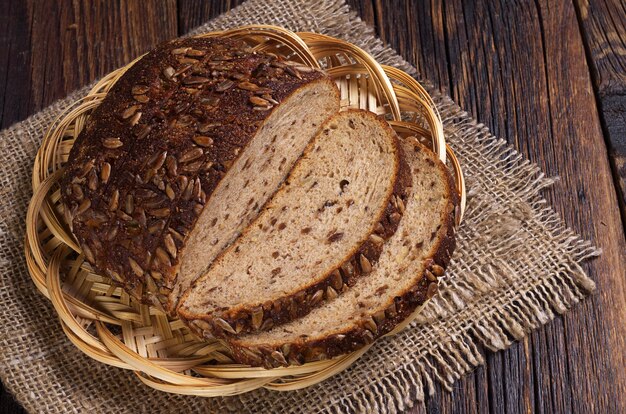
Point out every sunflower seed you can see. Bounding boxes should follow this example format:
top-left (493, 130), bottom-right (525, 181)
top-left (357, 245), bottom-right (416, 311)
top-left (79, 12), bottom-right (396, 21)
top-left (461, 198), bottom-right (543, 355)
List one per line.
top-left (310, 289), bottom-right (324, 306)
top-left (369, 234), bottom-right (384, 245)
top-left (155, 247), bottom-right (172, 267)
top-left (103, 137), bottom-right (123, 149)
top-left (281, 344), bottom-right (291, 357)
top-left (183, 76), bottom-right (210, 85)
top-left (396, 196), bottom-right (406, 214)
top-left (173, 64), bottom-right (192, 77)
top-left (171, 47), bottom-right (189, 55)
top-left (121, 105), bottom-right (140, 119)
top-left (129, 111), bottom-right (142, 126)
top-left (373, 310), bottom-right (386, 324)
top-left (330, 270), bottom-right (343, 290)
top-left (260, 318), bottom-right (274, 331)
top-left (193, 178), bottom-right (202, 199)
top-left (215, 79), bottom-right (234, 92)
top-left (71, 184), bottom-right (84, 200)
top-left (238, 81), bottom-right (258, 91)
top-left (100, 162), bottom-right (111, 183)
top-left (128, 257), bottom-right (144, 277)
top-left (326, 285), bottom-right (338, 300)
top-left (150, 271), bottom-right (163, 281)
top-left (164, 233), bottom-right (177, 258)
top-left (132, 85), bottom-right (149, 95)
top-left (249, 308), bottom-right (263, 331)
top-left (134, 124), bottom-right (151, 139)
top-left (363, 317), bottom-right (377, 333)
top-left (252, 106), bottom-right (271, 111)
top-left (178, 57), bottom-right (199, 65)
top-left (197, 122), bottom-right (221, 133)
top-left (106, 225), bottom-right (118, 241)
top-left (148, 208), bottom-right (170, 217)
top-left (165, 184), bottom-right (175, 200)
top-left (165, 156), bottom-right (177, 176)
top-left (285, 66), bottom-right (301, 79)
top-left (85, 170), bottom-right (96, 191)
top-left (386, 302), bottom-right (397, 317)
top-left (249, 96), bottom-right (270, 107)
top-left (163, 66), bottom-right (175, 78)
top-left (293, 65), bottom-right (316, 73)
top-left (186, 48), bottom-right (205, 57)
top-left (390, 212), bottom-right (401, 223)
top-left (270, 351), bottom-right (287, 366)
top-left (192, 135), bottom-right (213, 147)
top-left (77, 199), bottom-right (91, 215)
top-left (431, 264), bottom-right (445, 276)
top-left (114, 208), bottom-right (131, 221)
top-left (362, 330), bottom-right (375, 344)
top-left (427, 282), bottom-right (438, 299)
top-left (214, 318), bottom-right (236, 334)
top-left (124, 194), bottom-right (134, 214)
top-left (359, 254), bottom-right (372, 274)
top-left (81, 243), bottom-right (95, 263)
top-left (262, 95), bottom-right (279, 105)
top-left (374, 222), bottom-right (385, 234)
top-left (425, 270), bottom-right (437, 282)
top-left (179, 147), bottom-right (204, 163)
top-left (133, 94), bottom-right (149, 103)
top-left (109, 189), bottom-right (120, 211)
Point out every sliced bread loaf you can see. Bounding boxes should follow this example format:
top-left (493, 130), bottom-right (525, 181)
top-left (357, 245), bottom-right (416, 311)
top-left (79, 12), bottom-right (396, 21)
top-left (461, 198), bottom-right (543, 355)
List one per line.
top-left (178, 110), bottom-right (412, 337)
top-left (60, 37), bottom-right (340, 313)
top-left (225, 136), bottom-right (458, 367)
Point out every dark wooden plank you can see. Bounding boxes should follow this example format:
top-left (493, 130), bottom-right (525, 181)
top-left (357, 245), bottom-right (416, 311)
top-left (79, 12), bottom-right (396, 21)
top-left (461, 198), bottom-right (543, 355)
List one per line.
top-left (349, 1), bottom-right (626, 413)
top-left (0, 0), bottom-right (177, 129)
top-left (575, 0), bottom-right (626, 223)
top-left (0, 0), bottom-right (33, 129)
top-left (176, 0), bottom-right (246, 35)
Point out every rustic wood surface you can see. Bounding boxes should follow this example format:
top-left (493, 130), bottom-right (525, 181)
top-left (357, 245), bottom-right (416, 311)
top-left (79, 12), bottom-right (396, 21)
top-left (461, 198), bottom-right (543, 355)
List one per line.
top-left (1, 1), bottom-right (624, 413)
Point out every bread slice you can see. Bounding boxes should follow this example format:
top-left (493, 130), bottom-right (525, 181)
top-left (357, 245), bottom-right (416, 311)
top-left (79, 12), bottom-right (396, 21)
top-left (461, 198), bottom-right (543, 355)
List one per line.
top-left (178, 110), bottom-right (412, 337)
top-left (60, 37), bottom-right (340, 313)
top-left (224, 137), bottom-right (458, 367)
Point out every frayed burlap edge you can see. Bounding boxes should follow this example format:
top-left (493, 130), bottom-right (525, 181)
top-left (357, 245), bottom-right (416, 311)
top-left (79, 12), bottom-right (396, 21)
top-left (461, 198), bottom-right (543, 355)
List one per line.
top-left (0, 0), bottom-right (599, 413)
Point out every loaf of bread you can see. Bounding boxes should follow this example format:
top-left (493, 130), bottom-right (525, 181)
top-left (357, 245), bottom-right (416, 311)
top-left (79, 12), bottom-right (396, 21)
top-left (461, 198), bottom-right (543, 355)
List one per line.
top-left (62, 35), bottom-right (458, 367)
top-left (224, 137), bottom-right (458, 367)
top-left (61, 37), bottom-right (340, 312)
top-left (178, 110), bottom-right (411, 337)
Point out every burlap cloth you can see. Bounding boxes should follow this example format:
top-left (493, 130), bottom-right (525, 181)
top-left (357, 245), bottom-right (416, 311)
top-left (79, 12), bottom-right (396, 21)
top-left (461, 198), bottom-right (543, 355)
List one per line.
top-left (0, 0), bottom-right (600, 412)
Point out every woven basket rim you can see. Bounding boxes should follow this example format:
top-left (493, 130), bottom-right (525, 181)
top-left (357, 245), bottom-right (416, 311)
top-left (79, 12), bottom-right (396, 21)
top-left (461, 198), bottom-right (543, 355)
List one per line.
top-left (24, 25), bottom-right (466, 396)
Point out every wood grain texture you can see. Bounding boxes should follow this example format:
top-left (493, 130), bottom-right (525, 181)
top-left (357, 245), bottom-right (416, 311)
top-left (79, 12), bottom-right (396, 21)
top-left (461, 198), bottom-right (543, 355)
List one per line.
top-left (575, 0), bottom-right (626, 223)
top-left (1, 0), bottom-right (625, 413)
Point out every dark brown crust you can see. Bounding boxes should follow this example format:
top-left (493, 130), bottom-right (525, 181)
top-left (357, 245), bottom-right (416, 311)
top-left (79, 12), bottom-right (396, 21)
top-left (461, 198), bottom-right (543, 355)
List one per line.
top-left (224, 139), bottom-right (459, 368)
top-left (178, 110), bottom-right (412, 337)
top-left (60, 37), bottom-right (333, 309)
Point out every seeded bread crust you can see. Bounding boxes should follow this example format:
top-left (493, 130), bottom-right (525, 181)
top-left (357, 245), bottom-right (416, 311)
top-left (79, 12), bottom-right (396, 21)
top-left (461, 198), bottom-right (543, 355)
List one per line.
top-left (225, 139), bottom-right (459, 367)
top-left (60, 37), bottom-right (336, 308)
top-left (178, 111), bottom-right (412, 337)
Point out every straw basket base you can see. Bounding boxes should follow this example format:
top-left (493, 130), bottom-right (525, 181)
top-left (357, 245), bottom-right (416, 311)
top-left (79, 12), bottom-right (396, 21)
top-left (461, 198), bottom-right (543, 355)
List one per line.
top-left (25, 25), bottom-right (465, 396)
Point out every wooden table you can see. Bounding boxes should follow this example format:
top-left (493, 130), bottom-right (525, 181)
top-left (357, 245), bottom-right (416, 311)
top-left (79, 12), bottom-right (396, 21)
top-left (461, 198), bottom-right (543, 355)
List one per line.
top-left (1, 1), bottom-right (624, 413)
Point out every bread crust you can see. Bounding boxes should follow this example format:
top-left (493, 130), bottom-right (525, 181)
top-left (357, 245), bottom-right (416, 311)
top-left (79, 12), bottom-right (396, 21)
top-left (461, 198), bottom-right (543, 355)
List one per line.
top-left (60, 37), bottom-right (337, 310)
top-left (177, 110), bottom-right (412, 337)
top-left (224, 140), bottom-right (459, 368)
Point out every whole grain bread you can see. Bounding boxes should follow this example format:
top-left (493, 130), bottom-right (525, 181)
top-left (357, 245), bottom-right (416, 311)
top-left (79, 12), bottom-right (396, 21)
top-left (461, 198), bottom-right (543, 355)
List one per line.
top-left (224, 136), bottom-right (458, 367)
top-left (177, 110), bottom-right (412, 337)
top-left (60, 37), bottom-right (340, 312)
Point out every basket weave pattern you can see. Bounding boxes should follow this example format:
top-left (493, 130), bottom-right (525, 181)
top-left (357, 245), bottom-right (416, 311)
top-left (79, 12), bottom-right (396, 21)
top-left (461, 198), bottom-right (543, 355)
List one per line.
top-left (24, 26), bottom-right (464, 396)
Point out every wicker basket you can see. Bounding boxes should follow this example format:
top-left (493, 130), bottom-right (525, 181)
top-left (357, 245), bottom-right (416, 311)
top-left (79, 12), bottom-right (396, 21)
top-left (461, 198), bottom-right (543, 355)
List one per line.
top-left (24, 25), bottom-right (465, 396)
